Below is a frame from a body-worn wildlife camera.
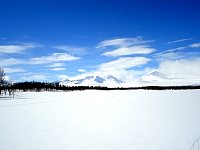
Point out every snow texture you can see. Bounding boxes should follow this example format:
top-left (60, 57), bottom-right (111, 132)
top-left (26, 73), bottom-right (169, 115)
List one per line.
top-left (0, 90), bottom-right (200, 150)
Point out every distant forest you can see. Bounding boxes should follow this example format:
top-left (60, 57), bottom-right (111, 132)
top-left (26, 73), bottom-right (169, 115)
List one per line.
top-left (1, 81), bottom-right (200, 94)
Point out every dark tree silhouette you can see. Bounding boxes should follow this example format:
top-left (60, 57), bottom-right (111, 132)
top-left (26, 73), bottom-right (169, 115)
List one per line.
top-left (0, 68), bottom-right (6, 95)
top-left (0, 68), bottom-right (6, 86)
top-left (9, 81), bottom-right (200, 92)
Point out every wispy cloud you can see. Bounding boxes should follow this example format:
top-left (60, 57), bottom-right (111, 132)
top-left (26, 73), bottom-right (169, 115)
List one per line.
top-left (102, 45), bottom-right (155, 57)
top-left (21, 74), bottom-right (49, 81)
top-left (30, 53), bottom-right (80, 64)
top-left (168, 38), bottom-right (193, 44)
top-left (0, 58), bottom-right (24, 66)
top-left (54, 45), bottom-right (86, 55)
top-left (49, 67), bottom-right (66, 71)
top-left (49, 63), bottom-right (65, 67)
top-left (155, 46), bottom-right (187, 60)
top-left (1, 38), bottom-right (199, 84)
top-left (78, 69), bottom-right (86, 73)
top-left (0, 53), bottom-right (78, 67)
top-left (156, 42), bottom-right (200, 60)
top-left (165, 46), bottom-right (187, 52)
top-left (96, 37), bottom-right (152, 48)
top-left (57, 75), bottom-right (69, 81)
top-left (54, 45), bottom-right (85, 51)
top-left (4, 68), bottom-right (25, 73)
top-left (155, 52), bottom-right (184, 61)
top-left (97, 37), bottom-right (155, 57)
top-left (99, 57), bottom-right (150, 71)
top-left (0, 43), bottom-right (39, 53)
top-left (189, 42), bottom-right (200, 48)
top-left (167, 42), bottom-right (200, 52)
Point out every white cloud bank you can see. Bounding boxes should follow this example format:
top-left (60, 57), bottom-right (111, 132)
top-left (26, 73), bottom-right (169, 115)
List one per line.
top-left (58, 56), bottom-right (200, 86)
top-left (62, 57), bottom-right (150, 82)
top-left (142, 58), bottom-right (200, 85)
top-left (158, 58), bottom-right (200, 79)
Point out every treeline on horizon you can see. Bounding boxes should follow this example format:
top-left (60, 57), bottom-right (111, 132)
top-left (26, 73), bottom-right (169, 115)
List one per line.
top-left (1, 81), bottom-right (200, 92)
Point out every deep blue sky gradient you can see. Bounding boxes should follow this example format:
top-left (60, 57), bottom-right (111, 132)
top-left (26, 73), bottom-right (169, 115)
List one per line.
top-left (0, 0), bottom-right (200, 81)
top-left (1, 0), bottom-right (200, 43)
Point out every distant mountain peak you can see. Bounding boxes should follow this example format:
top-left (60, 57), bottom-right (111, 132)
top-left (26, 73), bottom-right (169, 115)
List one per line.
top-left (105, 75), bottom-right (123, 83)
top-left (94, 76), bottom-right (105, 83)
top-left (150, 71), bottom-right (165, 78)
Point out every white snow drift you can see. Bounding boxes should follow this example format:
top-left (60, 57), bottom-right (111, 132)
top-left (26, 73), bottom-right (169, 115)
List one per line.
top-left (0, 90), bottom-right (200, 150)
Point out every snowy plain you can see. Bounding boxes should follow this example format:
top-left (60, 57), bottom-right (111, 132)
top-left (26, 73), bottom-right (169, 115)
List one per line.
top-left (0, 90), bottom-right (200, 150)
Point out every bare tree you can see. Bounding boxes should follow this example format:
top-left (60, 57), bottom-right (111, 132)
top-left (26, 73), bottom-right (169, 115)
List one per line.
top-left (0, 68), bottom-right (6, 95)
top-left (0, 68), bottom-right (6, 85)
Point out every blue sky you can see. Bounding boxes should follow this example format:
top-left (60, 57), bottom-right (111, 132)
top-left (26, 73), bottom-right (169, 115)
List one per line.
top-left (0, 0), bottom-right (200, 84)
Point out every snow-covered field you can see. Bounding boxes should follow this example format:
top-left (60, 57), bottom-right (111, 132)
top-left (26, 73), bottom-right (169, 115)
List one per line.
top-left (0, 90), bottom-right (200, 150)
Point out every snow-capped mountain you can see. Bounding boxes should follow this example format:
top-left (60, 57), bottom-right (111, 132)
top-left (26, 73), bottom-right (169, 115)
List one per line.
top-left (58, 72), bottom-right (199, 87)
top-left (141, 71), bottom-right (166, 82)
top-left (59, 75), bottom-right (123, 86)
top-left (105, 75), bottom-right (123, 83)
top-left (138, 71), bottom-right (200, 86)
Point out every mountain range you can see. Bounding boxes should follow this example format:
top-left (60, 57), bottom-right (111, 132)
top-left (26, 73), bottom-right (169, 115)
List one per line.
top-left (59, 71), bottom-right (199, 87)
top-left (59, 75), bottom-right (123, 87)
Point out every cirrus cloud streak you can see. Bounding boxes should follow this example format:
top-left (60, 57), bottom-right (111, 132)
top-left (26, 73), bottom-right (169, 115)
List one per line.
top-left (102, 45), bottom-right (155, 57)
top-left (30, 53), bottom-right (80, 64)
top-left (99, 57), bottom-right (150, 71)
top-left (0, 43), bottom-right (39, 54)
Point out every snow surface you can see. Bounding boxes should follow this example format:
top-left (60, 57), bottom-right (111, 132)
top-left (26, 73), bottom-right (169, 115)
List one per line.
top-left (0, 90), bottom-right (200, 150)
